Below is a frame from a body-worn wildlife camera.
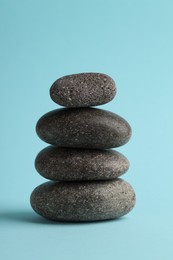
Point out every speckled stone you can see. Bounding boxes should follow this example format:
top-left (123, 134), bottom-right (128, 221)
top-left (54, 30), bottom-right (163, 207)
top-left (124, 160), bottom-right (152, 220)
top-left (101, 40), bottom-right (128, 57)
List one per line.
top-left (35, 146), bottom-right (129, 181)
top-left (50, 73), bottom-right (116, 107)
top-left (30, 179), bottom-right (135, 222)
top-left (36, 108), bottom-right (131, 149)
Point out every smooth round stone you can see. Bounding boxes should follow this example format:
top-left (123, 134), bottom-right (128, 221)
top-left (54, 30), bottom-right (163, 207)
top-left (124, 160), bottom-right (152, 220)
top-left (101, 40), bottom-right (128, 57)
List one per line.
top-left (35, 146), bottom-right (129, 181)
top-left (30, 179), bottom-right (136, 222)
top-left (36, 108), bottom-right (131, 149)
top-left (50, 73), bottom-right (116, 107)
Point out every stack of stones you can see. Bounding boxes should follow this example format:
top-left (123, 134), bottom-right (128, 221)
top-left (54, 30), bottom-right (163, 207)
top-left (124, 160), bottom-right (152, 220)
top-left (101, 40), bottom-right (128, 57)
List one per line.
top-left (30, 73), bottom-right (136, 222)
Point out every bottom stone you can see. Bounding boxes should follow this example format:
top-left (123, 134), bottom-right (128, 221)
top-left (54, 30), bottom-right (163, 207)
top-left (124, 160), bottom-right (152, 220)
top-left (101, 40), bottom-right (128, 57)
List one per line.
top-left (30, 179), bottom-right (136, 222)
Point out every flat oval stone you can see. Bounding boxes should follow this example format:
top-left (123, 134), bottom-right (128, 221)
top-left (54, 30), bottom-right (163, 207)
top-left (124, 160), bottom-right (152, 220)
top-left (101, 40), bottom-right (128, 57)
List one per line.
top-left (50, 73), bottom-right (116, 107)
top-left (36, 108), bottom-right (131, 149)
top-left (30, 179), bottom-right (136, 222)
top-left (35, 146), bottom-right (129, 181)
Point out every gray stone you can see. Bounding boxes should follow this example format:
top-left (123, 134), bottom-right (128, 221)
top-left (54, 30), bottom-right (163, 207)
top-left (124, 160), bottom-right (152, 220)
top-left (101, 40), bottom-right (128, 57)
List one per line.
top-left (36, 108), bottom-right (131, 149)
top-left (35, 146), bottom-right (129, 181)
top-left (50, 73), bottom-right (116, 107)
top-left (30, 179), bottom-right (136, 222)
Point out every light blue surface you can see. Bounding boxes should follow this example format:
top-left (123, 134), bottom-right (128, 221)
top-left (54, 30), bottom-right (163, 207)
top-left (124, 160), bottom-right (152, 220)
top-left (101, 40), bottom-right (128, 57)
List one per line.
top-left (0, 0), bottom-right (173, 259)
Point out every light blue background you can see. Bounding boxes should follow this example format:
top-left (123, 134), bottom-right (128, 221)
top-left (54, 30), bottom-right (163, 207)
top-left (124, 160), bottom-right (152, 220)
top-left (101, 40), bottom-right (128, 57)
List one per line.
top-left (0, 0), bottom-right (173, 259)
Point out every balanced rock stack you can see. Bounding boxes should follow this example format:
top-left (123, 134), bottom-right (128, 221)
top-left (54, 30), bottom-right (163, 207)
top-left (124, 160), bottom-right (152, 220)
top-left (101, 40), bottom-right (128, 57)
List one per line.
top-left (30, 73), bottom-right (136, 222)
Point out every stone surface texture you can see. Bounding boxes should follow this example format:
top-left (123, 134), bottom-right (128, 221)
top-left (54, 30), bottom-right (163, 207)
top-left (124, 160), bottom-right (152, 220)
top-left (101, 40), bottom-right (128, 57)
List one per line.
top-left (50, 73), bottom-right (116, 107)
top-left (35, 146), bottom-right (129, 181)
top-left (30, 179), bottom-right (136, 222)
top-left (36, 108), bottom-right (131, 149)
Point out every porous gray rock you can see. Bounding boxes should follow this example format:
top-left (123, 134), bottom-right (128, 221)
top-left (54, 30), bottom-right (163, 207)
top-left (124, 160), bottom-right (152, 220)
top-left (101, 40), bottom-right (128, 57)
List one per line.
top-left (50, 73), bottom-right (116, 107)
top-left (30, 179), bottom-right (136, 222)
top-left (36, 108), bottom-right (131, 149)
top-left (35, 146), bottom-right (129, 181)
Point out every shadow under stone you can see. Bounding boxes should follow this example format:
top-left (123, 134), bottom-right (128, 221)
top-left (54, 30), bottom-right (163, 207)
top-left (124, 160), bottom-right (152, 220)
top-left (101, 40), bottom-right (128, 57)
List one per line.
top-left (0, 208), bottom-right (126, 225)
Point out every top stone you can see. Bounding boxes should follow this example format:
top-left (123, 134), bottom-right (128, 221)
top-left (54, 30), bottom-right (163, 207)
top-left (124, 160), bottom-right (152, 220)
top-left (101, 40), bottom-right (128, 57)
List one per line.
top-left (50, 73), bottom-right (116, 107)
